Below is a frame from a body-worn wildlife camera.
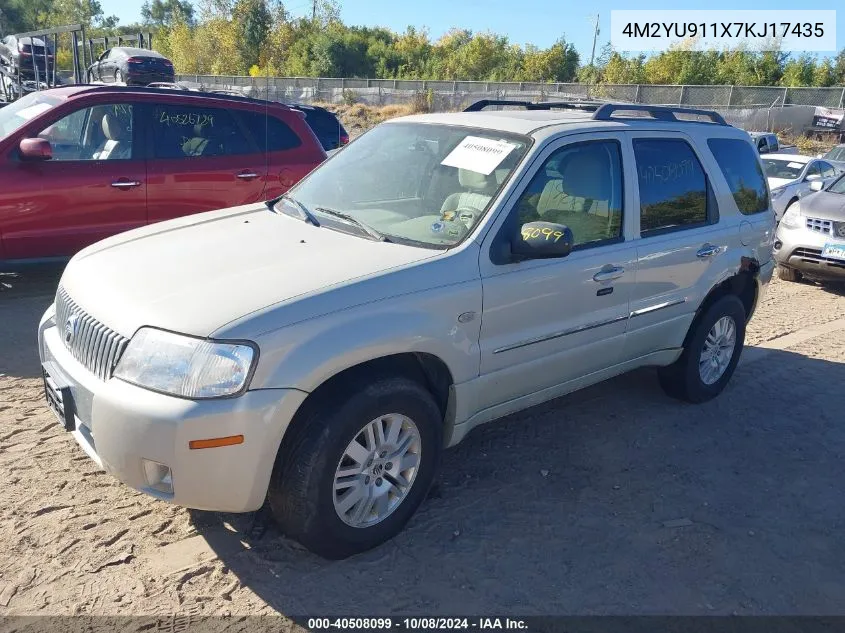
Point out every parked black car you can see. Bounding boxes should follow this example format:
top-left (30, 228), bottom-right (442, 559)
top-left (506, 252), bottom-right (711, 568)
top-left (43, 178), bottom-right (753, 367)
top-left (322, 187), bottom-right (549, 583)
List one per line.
top-left (0, 35), bottom-right (55, 79)
top-left (86, 47), bottom-right (174, 86)
top-left (290, 103), bottom-right (349, 151)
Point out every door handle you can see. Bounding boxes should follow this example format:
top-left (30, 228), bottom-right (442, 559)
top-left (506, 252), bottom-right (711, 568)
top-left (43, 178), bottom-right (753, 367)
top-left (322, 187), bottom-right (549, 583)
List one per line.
top-left (593, 266), bottom-right (625, 282)
top-left (236, 172), bottom-right (258, 180)
top-left (696, 243), bottom-right (724, 258)
top-left (111, 180), bottom-right (141, 189)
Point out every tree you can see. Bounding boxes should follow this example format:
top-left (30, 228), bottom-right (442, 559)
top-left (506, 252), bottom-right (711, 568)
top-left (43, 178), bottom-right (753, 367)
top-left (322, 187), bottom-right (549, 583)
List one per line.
top-left (233, 0), bottom-right (271, 72)
top-left (50, 0), bottom-right (118, 28)
top-left (141, 0), bottom-right (195, 28)
top-left (781, 54), bottom-right (816, 87)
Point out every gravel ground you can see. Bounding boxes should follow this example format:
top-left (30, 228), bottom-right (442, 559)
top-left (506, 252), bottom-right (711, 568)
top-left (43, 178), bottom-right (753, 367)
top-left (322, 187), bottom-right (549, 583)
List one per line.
top-left (1, 269), bottom-right (844, 621)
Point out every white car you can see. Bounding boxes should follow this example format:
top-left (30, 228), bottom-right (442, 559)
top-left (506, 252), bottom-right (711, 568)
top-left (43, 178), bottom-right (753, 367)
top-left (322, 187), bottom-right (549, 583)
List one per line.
top-left (38, 102), bottom-right (775, 559)
top-left (763, 153), bottom-right (841, 220)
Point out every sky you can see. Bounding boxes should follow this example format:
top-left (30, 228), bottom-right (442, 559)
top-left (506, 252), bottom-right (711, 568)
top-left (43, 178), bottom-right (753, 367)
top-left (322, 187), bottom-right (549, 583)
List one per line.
top-left (98, 0), bottom-right (843, 61)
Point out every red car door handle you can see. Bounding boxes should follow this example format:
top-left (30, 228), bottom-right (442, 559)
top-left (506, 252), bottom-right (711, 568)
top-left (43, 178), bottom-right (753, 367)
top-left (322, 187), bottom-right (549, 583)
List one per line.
top-left (236, 172), bottom-right (258, 180)
top-left (111, 180), bottom-right (141, 189)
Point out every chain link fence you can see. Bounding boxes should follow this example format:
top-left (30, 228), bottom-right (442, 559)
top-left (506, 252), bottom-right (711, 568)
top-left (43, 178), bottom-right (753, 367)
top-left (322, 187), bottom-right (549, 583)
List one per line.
top-left (175, 75), bottom-right (845, 135)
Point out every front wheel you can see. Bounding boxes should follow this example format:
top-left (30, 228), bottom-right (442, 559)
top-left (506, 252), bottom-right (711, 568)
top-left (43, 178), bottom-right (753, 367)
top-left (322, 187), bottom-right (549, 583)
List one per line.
top-left (778, 265), bottom-right (802, 283)
top-left (268, 375), bottom-right (443, 559)
top-left (658, 295), bottom-right (746, 404)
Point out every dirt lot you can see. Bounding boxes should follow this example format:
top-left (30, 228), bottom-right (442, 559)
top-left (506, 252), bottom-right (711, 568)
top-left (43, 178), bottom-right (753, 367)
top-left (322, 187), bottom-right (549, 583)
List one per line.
top-left (1, 268), bottom-right (845, 621)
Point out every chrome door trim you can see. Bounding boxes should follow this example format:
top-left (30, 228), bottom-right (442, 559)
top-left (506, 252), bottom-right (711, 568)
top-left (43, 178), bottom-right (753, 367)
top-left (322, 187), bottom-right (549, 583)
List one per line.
top-left (492, 314), bottom-right (629, 354)
top-left (629, 297), bottom-right (687, 318)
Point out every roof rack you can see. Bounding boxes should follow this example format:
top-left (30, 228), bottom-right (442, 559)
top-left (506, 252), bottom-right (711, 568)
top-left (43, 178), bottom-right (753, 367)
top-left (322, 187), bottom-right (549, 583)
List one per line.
top-left (592, 103), bottom-right (728, 125)
top-left (464, 99), bottom-right (604, 113)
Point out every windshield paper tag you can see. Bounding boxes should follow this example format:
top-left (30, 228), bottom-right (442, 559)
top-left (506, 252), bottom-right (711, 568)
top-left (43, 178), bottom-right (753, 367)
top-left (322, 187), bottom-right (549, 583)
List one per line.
top-left (787, 162), bottom-right (804, 169)
top-left (441, 136), bottom-right (516, 175)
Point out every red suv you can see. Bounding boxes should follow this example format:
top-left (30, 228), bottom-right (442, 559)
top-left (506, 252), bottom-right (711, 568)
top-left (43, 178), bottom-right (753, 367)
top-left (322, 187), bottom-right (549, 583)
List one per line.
top-left (0, 85), bottom-right (326, 265)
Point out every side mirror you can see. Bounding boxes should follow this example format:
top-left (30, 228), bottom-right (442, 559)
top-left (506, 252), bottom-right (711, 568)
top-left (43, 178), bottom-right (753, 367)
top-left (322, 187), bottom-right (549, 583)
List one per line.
top-left (19, 137), bottom-right (52, 161)
top-left (511, 221), bottom-right (573, 261)
top-left (809, 180), bottom-right (823, 192)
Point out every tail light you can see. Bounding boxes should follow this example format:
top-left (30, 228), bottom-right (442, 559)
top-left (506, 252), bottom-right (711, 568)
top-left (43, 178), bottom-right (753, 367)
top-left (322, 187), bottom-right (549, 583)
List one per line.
top-left (126, 57), bottom-right (144, 64)
top-left (339, 133), bottom-right (349, 146)
top-left (163, 60), bottom-right (173, 67)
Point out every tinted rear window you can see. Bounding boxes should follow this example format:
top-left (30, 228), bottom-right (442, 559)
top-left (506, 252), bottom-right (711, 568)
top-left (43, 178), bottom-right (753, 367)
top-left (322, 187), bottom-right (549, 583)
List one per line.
top-left (707, 138), bottom-right (769, 215)
top-left (238, 111), bottom-right (303, 152)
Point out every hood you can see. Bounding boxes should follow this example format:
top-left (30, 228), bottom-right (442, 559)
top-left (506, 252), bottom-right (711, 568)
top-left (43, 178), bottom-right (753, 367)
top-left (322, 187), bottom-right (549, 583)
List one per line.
top-left (61, 204), bottom-right (436, 338)
top-left (797, 191), bottom-right (845, 221)
top-left (767, 177), bottom-right (797, 190)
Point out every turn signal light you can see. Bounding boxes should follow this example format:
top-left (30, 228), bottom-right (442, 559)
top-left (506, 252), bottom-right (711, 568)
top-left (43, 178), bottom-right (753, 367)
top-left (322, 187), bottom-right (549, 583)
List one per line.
top-left (189, 435), bottom-right (244, 450)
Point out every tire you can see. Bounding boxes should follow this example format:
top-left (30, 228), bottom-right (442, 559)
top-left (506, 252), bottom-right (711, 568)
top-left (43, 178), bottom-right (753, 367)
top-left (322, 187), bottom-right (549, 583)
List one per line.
top-left (658, 295), bottom-right (747, 404)
top-left (114, 69), bottom-right (123, 84)
top-left (268, 374), bottom-right (443, 559)
top-left (778, 265), bottom-right (802, 283)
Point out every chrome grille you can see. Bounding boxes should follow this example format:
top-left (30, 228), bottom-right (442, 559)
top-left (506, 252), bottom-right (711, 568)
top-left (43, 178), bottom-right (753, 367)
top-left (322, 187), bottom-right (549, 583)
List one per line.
top-left (806, 217), bottom-right (833, 235)
top-left (55, 286), bottom-right (129, 380)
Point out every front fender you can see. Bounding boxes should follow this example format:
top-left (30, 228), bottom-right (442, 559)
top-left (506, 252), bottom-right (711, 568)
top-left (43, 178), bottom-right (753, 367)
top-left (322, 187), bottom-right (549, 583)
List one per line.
top-left (249, 280), bottom-right (483, 393)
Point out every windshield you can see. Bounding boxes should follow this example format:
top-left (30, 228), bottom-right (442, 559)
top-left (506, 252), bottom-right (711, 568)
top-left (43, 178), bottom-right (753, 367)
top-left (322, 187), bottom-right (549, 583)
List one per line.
top-left (824, 146), bottom-right (845, 162)
top-left (762, 158), bottom-right (804, 180)
top-left (827, 174), bottom-right (845, 194)
top-left (281, 122), bottom-right (530, 247)
top-left (0, 92), bottom-right (62, 140)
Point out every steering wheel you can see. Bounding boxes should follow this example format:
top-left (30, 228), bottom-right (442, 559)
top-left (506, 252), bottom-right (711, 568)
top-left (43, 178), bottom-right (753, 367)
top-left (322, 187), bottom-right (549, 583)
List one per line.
top-left (450, 206), bottom-right (481, 228)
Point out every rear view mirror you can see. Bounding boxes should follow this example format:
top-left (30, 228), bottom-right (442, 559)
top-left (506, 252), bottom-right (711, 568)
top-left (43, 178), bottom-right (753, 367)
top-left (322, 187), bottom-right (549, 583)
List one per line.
top-left (809, 180), bottom-right (824, 192)
top-left (511, 221), bottom-right (573, 261)
top-left (19, 138), bottom-right (52, 161)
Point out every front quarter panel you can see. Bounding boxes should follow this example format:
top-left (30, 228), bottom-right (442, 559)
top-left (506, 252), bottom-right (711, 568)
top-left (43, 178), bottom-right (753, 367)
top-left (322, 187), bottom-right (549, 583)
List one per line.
top-left (248, 276), bottom-right (482, 395)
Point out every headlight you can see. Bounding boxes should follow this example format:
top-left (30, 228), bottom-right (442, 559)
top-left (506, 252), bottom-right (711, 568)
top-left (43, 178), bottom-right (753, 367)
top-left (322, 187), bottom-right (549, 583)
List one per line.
top-left (770, 187), bottom-right (786, 199)
top-left (780, 205), bottom-right (802, 229)
top-left (114, 327), bottom-right (256, 398)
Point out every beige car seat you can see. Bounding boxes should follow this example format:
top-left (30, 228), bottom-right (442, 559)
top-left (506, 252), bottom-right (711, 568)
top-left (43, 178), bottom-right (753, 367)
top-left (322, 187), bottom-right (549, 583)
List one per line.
top-left (92, 113), bottom-right (130, 160)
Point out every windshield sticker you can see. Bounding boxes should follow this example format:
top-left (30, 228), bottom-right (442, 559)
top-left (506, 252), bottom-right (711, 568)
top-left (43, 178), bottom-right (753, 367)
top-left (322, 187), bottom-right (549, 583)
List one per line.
top-left (430, 221), bottom-right (445, 233)
top-left (787, 162), bottom-right (804, 169)
top-left (16, 102), bottom-right (53, 120)
top-left (441, 136), bottom-right (517, 175)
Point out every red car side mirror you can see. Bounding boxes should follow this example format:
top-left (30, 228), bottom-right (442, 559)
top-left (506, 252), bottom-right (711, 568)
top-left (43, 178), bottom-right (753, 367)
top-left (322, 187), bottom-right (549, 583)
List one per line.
top-left (19, 137), bottom-right (53, 161)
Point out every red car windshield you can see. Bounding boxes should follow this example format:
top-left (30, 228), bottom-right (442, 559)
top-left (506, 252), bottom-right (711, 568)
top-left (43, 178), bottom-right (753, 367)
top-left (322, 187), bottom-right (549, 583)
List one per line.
top-left (0, 92), bottom-right (62, 140)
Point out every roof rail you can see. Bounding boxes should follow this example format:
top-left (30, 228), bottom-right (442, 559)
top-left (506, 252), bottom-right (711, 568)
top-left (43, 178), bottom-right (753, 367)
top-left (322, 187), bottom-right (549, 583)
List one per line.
top-left (464, 99), bottom-right (604, 113)
top-left (592, 103), bottom-right (728, 125)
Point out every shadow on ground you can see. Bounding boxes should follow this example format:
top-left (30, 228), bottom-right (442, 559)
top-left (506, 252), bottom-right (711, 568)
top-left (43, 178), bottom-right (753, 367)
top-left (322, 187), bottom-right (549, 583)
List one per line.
top-left (0, 266), bottom-right (63, 378)
top-left (191, 347), bottom-right (845, 616)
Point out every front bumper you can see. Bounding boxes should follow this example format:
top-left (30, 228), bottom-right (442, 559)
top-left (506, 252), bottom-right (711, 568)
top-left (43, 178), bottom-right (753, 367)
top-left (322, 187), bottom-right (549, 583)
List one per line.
top-left (774, 224), bottom-right (845, 281)
top-left (37, 305), bottom-right (307, 513)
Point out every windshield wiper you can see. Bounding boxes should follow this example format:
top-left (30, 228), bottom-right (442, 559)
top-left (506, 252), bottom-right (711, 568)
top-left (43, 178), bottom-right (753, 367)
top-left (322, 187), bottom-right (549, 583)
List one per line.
top-left (314, 207), bottom-right (389, 242)
top-left (271, 195), bottom-right (320, 227)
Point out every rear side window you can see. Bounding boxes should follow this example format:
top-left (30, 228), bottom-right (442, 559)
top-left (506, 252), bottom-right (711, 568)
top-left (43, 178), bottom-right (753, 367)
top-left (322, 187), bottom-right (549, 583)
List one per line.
top-left (633, 138), bottom-right (710, 235)
top-left (150, 103), bottom-right (255, 159)
top-left (237, 111), bottom-right (302, 152)
top-left (707, 138), bottom-right (769, 215)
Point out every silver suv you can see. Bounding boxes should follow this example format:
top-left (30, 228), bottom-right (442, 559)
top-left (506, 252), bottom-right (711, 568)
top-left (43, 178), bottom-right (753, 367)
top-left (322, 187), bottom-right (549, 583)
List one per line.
top-left (38, 102), bottom-right (775, 558)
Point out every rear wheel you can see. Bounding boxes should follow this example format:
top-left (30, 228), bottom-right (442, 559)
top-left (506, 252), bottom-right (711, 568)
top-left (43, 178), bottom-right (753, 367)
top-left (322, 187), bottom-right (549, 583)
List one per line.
top-left (658, 295), bottom-right (746, 404)
top-left (778, 265), bottom-right (802, 283)
top-left (267, 375), bottom-right (443, 559)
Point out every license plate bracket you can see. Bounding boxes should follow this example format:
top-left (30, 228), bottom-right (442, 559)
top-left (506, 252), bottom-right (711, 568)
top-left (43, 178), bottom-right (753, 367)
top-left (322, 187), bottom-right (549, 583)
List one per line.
top-left (822, 242), bottom-right (845, 262)
top-left (42, 363), bottom-right (76, 432)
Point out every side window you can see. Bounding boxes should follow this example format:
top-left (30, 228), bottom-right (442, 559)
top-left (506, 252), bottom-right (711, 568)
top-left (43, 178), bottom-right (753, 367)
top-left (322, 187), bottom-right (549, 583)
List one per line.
top-left (151, 104), bottom-right (255, 159)
top-left (757, 137), bottom-right (768, 153)
top-left (237, 111), bottom-right (302, 152)
top-left (37, 104), bottom-right (133, 161)
top-left (820, 161), bottom-right (836, 178)
top-left (707, 138), bottom-right (769, 215)
top-left (510, 140), bottom-right (623, 248)
top-left (769, 135), bottom-right (779, 152)
top-left (633, 138), bottom-right (710, 235)
top-left (806, 162), bottom-right (821, 179)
